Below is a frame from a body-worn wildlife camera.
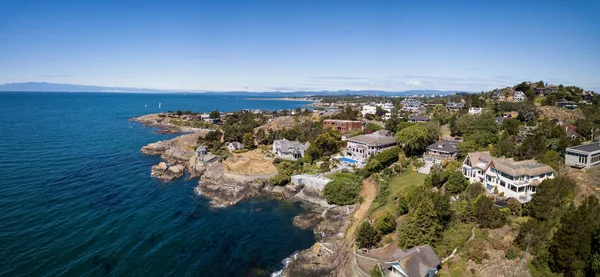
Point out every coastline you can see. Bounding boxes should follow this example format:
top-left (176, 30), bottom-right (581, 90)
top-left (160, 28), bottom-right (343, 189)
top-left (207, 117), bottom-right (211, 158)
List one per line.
top-left (245, 97), bottom-right (317, 102)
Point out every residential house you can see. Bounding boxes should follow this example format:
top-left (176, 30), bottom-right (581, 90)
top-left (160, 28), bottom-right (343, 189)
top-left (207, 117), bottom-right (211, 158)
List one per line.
top-left (323, 119), bottom-right (363, 132)
top-left (196, 146), bottom-right (218, 164)
top-left (380, 102), bottom-right (395, 112)
top-left (502, 111), bottom-right (519, 118)
top-left (445, 102), bottom-right (465, 112)
top-left (425, 140), bottom-right (459, 162)
top-left (272, 139), bottom-right (309, 160)
top-left (407, 116), bottom-right (430, 123)
top-left (535, 86), bottom-right (559, 96)
top-left (565, 142), bottom-right (600, 168)
top-left (227, 142), bottom-right (243, 151)
top-left (401, 99), bottom-right (426, 113)
top-left (344, 130), bottom-right (397, 162)
top-left (493, 91), bottom-right (506, 102)
top-left (557, 99), bottom-right (578, 110)
top-left (361, 105), bottom-right (377, 117)
top-left (462, 151), bottom-right (555, 203)
top-left (558, 123), bottom-right (583, 140)
top-left (468, 107), bottom-right (483, 115)
top-left (513, 91), bottom-right (526, 102)
top-left (379, 245), bottom-right (441, 277)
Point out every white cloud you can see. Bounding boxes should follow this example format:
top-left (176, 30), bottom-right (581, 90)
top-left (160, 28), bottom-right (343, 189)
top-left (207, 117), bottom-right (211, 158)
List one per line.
top-left (405, 80), bottom-right (422, 86)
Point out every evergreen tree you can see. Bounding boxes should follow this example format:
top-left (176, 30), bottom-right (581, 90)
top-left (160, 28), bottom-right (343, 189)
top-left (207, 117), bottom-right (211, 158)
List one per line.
top-left (356, 222), bottom-right (381, 249)
top-left (445, 171), bottom-right (469, 194)
top-left (397, 197), bottom-right (441, 248)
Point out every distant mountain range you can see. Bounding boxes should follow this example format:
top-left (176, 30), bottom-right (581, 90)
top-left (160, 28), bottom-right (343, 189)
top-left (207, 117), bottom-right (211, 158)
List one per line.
top-left (0, 82), bottom-right (465, 96)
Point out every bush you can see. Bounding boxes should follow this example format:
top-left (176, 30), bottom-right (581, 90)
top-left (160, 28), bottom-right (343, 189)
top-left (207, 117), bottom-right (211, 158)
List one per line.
top-left (356, 222), bottom-right (381, 249)
top-left (366, 146), bottom-right (401, 172)
top-left (370, 265), bottom-right (382, 277)
top-left (505, 247), bottom-right (518, 260)
top-left (507, 198), bottom-right (522, 216)
top-left (375, 212), bottom-right (396, 234)
top-left (323, 174), bottom-right (363, 205)
top-left (466, 240), bottom-right (489, 264)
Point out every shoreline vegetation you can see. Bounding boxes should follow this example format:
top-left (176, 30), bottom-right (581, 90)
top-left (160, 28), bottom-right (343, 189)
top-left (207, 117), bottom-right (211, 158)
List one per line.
top-left (132, 82), bottom-right (600, 276)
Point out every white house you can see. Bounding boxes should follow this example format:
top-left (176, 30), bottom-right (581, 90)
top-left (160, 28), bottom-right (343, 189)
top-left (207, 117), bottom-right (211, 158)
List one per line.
top-left (513, 91), bottom-right (526, 102)
top-left (468, 107), bottom-right (483, 115)
top-left (227, 142), bottom-right (243, 151)
top-left (400, 99), bottom-right (425, 113)
top-left (361, 105), bottom-right (377, 117)
top-left (272, 139), bottom-right (310, 160)
top-left (462, 151), bottom-right (554, 203)
top-left (380, 102), bottom-right (394, 112)
top-left (565, 142), bottom-right (600, 168)
top-left (344, 130), bottom-right (396, 162)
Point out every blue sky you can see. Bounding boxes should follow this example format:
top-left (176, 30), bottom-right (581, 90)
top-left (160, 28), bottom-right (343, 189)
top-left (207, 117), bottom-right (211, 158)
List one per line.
top-left (0, 0), bottom-right (599, 92)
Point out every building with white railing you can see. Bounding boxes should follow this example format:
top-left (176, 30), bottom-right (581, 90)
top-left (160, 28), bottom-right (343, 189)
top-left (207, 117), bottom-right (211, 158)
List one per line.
top-left (462, 151), bottom-right (554, 203)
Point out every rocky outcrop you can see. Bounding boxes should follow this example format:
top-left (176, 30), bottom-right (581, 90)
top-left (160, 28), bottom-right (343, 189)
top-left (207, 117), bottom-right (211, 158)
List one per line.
top-left (151, 162), bottom-right (186, 181)
top-left (285, 205), bottom-right (358, 276)
top-left (142, 131), bottom-right (209, 181)
top-left (196, 163), bottom-right (265, 207)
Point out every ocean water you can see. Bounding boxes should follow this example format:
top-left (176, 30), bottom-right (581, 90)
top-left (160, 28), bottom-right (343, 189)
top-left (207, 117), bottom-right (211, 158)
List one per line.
top-left (0, 92), bottom-right (315, 276)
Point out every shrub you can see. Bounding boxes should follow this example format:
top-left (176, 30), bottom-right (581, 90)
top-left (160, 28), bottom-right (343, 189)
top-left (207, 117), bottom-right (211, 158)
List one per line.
top-left (396, 194), bottom-right (409, 215)
top-left (323, 174), bottom-right (362, 205)
top-left (466, 240), bottom-right (489, 264)
top-left (505, 247), bottom-right (518, 260)
top-left (375, 212), bottom-right (396, 234)
top-left (507, 198), bottom-right (522, 216)
top-left (370, 265), bottom-right (382, 277)
top-left (356, 222), bottom-right (381, 249)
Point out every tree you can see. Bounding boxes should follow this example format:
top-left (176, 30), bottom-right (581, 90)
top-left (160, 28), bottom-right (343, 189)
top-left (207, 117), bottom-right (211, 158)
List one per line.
top-left (396, 124), bottom-right (430, 156)
top-left (375, 106), bottom-right (385, 116)
top-left (209, 110), bottom-right (220, 119)
top-left (366, 146), bottom-right (401, 172)
top-left (491, 139), bottom-right (517, 158)
top-left (445, 171), bottom-right (469, 194)
top-left (356, 222), bottom-right (381, 249)
top-left (242, 132), bottom-right (254, 149)
top-left (270, 161), bottom-right (296, 186)
top-left (424, 164), bottom-right (448, 188)
top-left (472, 195), bottom-right (506, 228)
top-left (518, 104), bottom-right (539, 123)
top-left (323, 174), bottom-right (363, 205)
top-left (541, 150), bottom-right (562, 171)
top-left (506, 198), bottom-right (522, 216)
top-left (397, 194), bottom-right (409, 215)
top-left (464, 182), bottom-right (485, 201)
top-left (457, 140), bottom-right (479, 158)
top-left (549, 197), bottom-right (600, 275)
top-left (523, 176), bottom-right (576, 222)
top-left (397, 196), bottom-right (442, 248)
top-left (501, 118), bottom-right (520, 136)
top-left (375, 212), bottom-right (396, 234)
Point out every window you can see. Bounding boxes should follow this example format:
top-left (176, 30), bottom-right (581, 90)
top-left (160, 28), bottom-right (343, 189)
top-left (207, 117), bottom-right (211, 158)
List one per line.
top-left (500, 180), bottom-right (506, 187)
top-left (518, 186), bottom-right (525, 192)
top-left (511, 185), bottom-right (517, 192)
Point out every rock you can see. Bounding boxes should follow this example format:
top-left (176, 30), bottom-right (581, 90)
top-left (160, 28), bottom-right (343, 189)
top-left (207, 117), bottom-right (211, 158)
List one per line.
top-left (293, 211), bottom-right (322, 230)
top-left (151, 162), bottom-right (168, 177)
top-left (196, 163), bottom-right (262, 207)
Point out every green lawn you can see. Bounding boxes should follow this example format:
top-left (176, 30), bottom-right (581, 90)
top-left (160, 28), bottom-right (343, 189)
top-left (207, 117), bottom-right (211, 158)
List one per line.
top-left (371, 168), bottom-right (426, 217)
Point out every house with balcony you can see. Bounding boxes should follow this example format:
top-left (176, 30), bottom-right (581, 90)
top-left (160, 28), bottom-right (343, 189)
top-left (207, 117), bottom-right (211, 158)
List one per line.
top-left (425, 140), bottom-right (459, 162)
top-left (407, 116), bottom-right (430, 123)
top-left (272, 139), bottom-right (309, 160)
top-left (401, 99), bottom-right (426, 113)
top-left (565, 142), bottom-right (600, 168)
top-left (468, 107), bottom-right (483, 115)
top-left (445, 101), bottom-right (465, 112)
top-left (344, 130), bottom-right (397, 162)
top-left (462, 151), bottom-right (555, 203)
top-left (513, 91), bottom-right (526, 102)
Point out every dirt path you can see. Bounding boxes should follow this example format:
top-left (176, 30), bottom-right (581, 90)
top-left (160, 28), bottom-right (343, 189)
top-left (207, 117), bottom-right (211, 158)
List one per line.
top-left (345, 177), bottom-right (377, 244)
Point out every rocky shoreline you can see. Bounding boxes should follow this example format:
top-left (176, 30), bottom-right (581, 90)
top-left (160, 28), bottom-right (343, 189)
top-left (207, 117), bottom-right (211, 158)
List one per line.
top-left (137, 119), bottom-right (359, 276)
top-left (131, 113), bottom-right (211, 134)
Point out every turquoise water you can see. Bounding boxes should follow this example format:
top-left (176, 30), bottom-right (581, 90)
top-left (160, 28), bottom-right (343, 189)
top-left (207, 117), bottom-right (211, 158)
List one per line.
top-left (340, 157), bottom-right (358, 164)
top-left (0, 92), bottom-right (315, 276)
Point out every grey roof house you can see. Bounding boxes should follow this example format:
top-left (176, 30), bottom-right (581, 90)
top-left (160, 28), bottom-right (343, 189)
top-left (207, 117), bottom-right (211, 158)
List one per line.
top-left (272, 139), bottom-right (309, 160)
top-left (565, 142), bottom-right (600, 168)
top-left (227, 142), bottom-right (243, 151)
top-left (425, 140), bottom-right (460, 161)
top-left (381, 245), bottom-right (441, 277)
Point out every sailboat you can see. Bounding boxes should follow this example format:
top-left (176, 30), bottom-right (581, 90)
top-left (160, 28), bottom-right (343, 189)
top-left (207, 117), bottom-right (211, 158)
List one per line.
top-left (158, 102), bottom-right (162, 109)
top-left (145, 104), bottom-right (148, 108)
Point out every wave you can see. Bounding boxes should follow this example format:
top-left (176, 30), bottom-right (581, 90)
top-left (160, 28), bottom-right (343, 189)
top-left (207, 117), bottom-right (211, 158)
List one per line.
top-left (270, 250), bottom-right (300, 277)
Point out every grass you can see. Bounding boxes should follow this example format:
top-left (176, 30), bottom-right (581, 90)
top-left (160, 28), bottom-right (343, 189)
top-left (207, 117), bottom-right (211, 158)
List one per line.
top-left (371, 168), bottom-right (426, 217)
top-left (324, 171), bottom-right (358, 181)
top-left (441, 124), bottom-right (452, 137)
top-left (434, 222), bottom-right (475, 258)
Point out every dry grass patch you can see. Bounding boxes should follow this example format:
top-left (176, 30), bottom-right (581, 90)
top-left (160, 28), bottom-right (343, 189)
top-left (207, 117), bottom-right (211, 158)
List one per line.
top-left (222, 149), bottom-right (277, 174)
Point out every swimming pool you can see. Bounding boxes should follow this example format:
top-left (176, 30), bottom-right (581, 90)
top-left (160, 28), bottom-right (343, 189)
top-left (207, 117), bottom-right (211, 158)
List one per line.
top-left (340, 157), bottom-right (359, 164)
